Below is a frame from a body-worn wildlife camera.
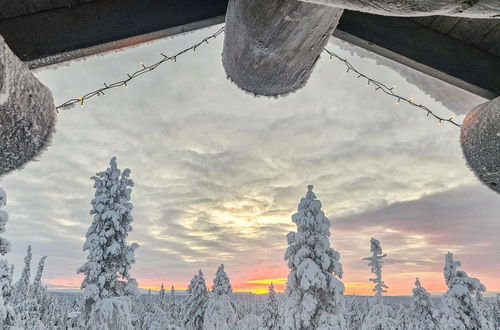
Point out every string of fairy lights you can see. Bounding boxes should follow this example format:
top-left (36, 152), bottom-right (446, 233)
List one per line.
top-left (55, 26), bottom-right (225, 111)
top-left (56, 25), bottom-right (460, 128)
top-left (324, 49), bottom-right (461, 128)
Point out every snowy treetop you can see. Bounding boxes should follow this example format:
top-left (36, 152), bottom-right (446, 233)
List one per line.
top-left (212, 264), bottom-right (232, 296)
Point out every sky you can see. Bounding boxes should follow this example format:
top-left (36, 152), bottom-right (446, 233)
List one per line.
top-left (1, 24), bottom-right (498, 296)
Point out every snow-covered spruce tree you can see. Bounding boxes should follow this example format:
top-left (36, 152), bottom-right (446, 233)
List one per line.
top-left (212, 264), bottom-right (232, 296)
top-left (363, 238), bottom-right (388, 298)
top-left (283, 185), bottom-right (346, 330)
top-left (167, 286), bottom-right (178, 323)
top-left (394, 304), bottom-right (411, 330)
top-left (0, 188), bottom-right (16, 327)
top-left (158, 283), bottom-right (167, 310)
top-left (182, 270), bottom-right (208, 330)
top-left (344, 296), bottom-right (364, 330)
top-left (361, 238), bottom-right (396, 330)
top-left (203, 264), bottom-right (237, 330)
top-left (23, 256), bottom-right (48, 329)
top-left (492, 294), bottom-right (500, 330)
top-left (77, 157), bottom-right (139, 322)
top-left (141, 302), bottom-right (171, 330)
top-left (14, 245), bottom-right (32, 301)
top-left (440, 253), bottom-right (493, 330)
top-left (86, 296), bottom-right (134, 330)
top-left (262, 283), bottom-right (280, 330)
top-left (13, 245), bottom-right (34, 327)
top-left (410, 278), bottom-right (438, 330)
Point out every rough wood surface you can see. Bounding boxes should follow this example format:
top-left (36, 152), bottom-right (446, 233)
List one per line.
top-left (222, 0), bottom-right (343, 96)
top-left (300, 0), bottom-right (500, 18)
top-left (412, 16), bottom-right (500, 57)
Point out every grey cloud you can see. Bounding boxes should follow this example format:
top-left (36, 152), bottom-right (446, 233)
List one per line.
top-left (0, 26), bottom-right (493, 292)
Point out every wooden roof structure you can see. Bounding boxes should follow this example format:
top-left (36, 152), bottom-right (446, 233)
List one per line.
top-left (0, 0), bottom-right (498, 99)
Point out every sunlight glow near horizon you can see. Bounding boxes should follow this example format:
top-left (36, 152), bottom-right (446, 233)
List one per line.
top-left (2, 24), bottom-right (499, 297)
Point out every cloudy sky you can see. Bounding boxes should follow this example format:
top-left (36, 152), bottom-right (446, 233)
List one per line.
top-left (1, 25), bottom-right (498, 296)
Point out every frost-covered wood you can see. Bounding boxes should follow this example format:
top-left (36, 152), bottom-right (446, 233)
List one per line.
top-left (460, 96), bottom-right (500, 195)
top-left (283, 185), bottom-right (346, 329)
top-left (299, 0), bottom-right (500, 18)
top-left (222, 0), bottom-right (343, 96)
top-left (0, 36), bottom-right (56, 176)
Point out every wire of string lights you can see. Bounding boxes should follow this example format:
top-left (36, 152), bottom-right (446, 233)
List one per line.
top-left (324, 49), bottom-right (461, 128)
top-left (56, 26), bottom-right (225, 111)
top-left (55, 25), bottom-right (460, 128)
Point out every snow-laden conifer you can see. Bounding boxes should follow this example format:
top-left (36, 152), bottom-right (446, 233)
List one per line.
top-left (141, 302), bottom-right (172, 330)
top-left (211, 264), bottom-right (232, 296)
top-left (363, 238), bottom-right (388, 298)
top-left (440, 253), bottom-right (493, 329)
top-left (13, 245), bottom-right (34, 327)
top-left (491, 294), bottom-right (500, 330)
top-left (361, 238), bottom-right (396, 330)
top-left (158, 283), bottom-right (167, 310)
top-left (0, 188), bottom-right (11, 256)
top-left (166, 286), bottom-right (179, 325)
top-left (15, 255), bottom-right (49, 329)
top-left (182, 270), bottom-right (208, 330)
top-left (0, 187), bottom-right (15, 327)
top-left (86, 296), bottom-right (133, 330)
top-left (203, 264), bottom-right (237, 330)
top-left (409, 278), bottom-right (438, 330)
top-left (394, 304), bottom-right (411, 330)
top-left (77, 157), bottom-right (139, 321)
top-left (283, 185), bottom-right (346, 330)
top-left (344, 297), bottom-right (364, 330)
top-left (262, 283), bottom-right (280, 329)
top-left (14, 245), bottom-right (32, 299)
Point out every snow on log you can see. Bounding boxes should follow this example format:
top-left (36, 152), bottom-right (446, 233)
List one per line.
top-left (222, 0), bottom-right (343, 96)
top-left (299, 0), bottom-right (500, 18)
top-left (460, 96), bottom-right (500, 194)
top-left (0, 36), bottom-right (56, 177)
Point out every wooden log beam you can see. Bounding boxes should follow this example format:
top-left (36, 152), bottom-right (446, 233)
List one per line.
top-left (300, 0), bottom-right (500, 19)
top-left (222, 0), bottom-right (343, 96)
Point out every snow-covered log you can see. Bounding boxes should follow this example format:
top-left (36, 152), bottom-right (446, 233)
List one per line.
top-left (460, 96), bottom-right (500, 195)
top-left (299, 0), bottom-right (500, 18)
top-left (222, 0), bottom-right (343, 96)
top-left (0, 36), bottom-right (56, 176)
